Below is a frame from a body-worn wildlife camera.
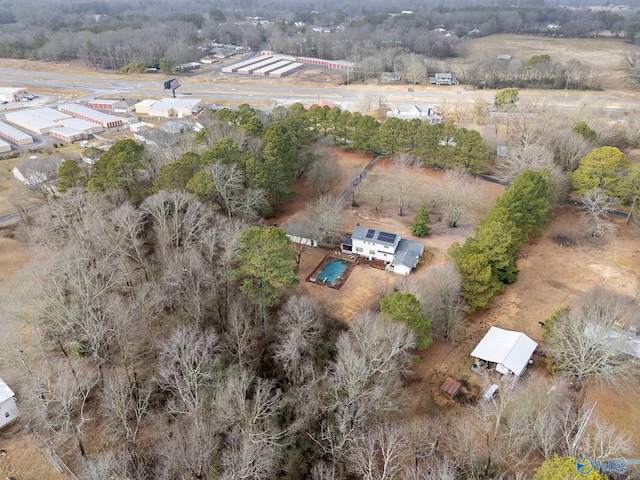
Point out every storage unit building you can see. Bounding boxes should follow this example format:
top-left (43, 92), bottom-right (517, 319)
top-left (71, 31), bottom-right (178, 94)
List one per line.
top-left (269, 62), bottom-right (305, 78)
top-left (88, 99), bottom-right (119, 111)
top-left (5, 110), bottom-right (58, 134)
top-left (58, 104), bottom-right (123, 128)
top-left (56, 117), bottom-right (103, 134)
top-left (50, 126), bottom-right (87, 142)
top-left (221, 56), bottom-right (271, 73)
top-left (0, 121), bottom-right (33, 145)
top-left (0, 138), bottom-right (11, 154)
top-left (253, 60), bottom-right (291, 76)
top-left (236, 57), bottom-right (281, 74)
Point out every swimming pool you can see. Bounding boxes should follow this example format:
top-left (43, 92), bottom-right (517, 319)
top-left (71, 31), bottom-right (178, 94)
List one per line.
top-left (317, 259), bottom-right (348, 283)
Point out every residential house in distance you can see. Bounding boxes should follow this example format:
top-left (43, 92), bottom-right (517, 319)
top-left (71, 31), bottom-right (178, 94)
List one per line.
top-left (429, 72), bottom-right (459, 85)
top-left (386, 105), bottom-right (442, 124)
top-left (0, 378), bottom-right (19, 430)
top-left (341, 226), bottom-right (424, 275)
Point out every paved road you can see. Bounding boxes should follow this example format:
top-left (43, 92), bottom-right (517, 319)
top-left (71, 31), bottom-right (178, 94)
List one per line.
top-left (2, 66), bottom-right (639, 115)
top-left (0, 205), bottom-right (42, 225)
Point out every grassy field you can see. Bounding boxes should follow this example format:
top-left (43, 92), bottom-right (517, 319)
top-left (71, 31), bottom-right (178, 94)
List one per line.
top-left (452, 33), bottom-right (633, 90)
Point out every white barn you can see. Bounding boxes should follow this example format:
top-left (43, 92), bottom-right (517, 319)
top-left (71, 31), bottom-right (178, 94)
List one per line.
top-left (470, 327), bottom-right (538, 377)
top-left (0, 378), bottom-right (19, 430)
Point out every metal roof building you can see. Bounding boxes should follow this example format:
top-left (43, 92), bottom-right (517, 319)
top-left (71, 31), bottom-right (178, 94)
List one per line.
top-left (0, 120), bottom-right (33, 145)
top-left (5, 110), bottom-right (59, 134)
top-left (470, 327), bottom-right (537, 377)
top-left (253, 60), bottom-right (292, 76)
top-left (222, 56), bottom-right (272, 73)
top-left (50, 126), bottom-right (87, 142)
top-left (0, 138), bottom-right (11, 153)
top-left (236, 56), bottom-right (281, 74)
top-left (58, 103), bottom-right (123, 128)
top-left (269, 62), bottom-right (304, 77)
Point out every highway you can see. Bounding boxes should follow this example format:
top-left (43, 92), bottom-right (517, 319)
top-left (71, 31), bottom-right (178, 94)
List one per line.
top-left (1, 66), bottom-right (638, 115)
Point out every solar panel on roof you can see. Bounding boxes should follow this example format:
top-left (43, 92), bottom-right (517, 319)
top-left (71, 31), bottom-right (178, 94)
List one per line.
top-left (378, 231), bottom-right (398, 243)
top-left (365, 229), bottom-right (375, 239)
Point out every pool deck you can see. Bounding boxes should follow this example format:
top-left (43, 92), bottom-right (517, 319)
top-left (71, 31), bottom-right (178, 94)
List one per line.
top-left (307, 252), bottom-right (360, 290)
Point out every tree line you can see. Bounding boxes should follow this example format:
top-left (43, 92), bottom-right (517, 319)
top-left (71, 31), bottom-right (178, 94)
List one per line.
top-left (1, 0), bottom-right (639, 78)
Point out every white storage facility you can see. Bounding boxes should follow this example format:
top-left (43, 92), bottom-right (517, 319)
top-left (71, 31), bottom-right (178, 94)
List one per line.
top-left (269, 62), bottom-right (305, 78)
top-left (236, 56), bottom-right (281, 74)
top-left (253, 60), bottom-right (292, 76)
top-left (5, 110), bottom-right (59, 134)
top-left (0, 138), bottom-right (11, 154)
top-left (50, 126), bottom-right (87, 142)
top-left (0, 121), bottom-right (33, 145)
top-left (221, 56), bottom-right (271, 73)
top-left (58, 104), bottom-right (123, 128)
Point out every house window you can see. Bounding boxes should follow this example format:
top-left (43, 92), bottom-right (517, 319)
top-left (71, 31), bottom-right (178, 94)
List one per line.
top-left (369, 249), bottom-right (375, 255)
top-left (355, 247), bottom-right (363, 253)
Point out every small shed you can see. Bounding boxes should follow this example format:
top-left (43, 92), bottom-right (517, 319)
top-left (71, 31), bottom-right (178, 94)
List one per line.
top-left (440, 377), bottom-right (461, 398)
top-left (470, 327), bottom-right (537, 377)
top-left (0, 378), bottom-right (19, 430)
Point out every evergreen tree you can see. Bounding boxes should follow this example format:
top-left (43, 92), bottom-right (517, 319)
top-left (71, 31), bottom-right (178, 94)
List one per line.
top-left (411, 207), bottom-right (431, 236)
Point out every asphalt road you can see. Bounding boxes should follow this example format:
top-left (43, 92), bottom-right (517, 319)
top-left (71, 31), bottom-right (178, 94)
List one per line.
top-left (1, 66), bottom-right (638, 115)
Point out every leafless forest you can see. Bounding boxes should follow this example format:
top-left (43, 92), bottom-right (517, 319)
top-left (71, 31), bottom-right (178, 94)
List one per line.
top-left (3, 0), bottom-right (640, 85)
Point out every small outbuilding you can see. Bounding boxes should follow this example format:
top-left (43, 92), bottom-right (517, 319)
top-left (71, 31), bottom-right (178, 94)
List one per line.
top-left (470, 326), bottom-right (537, 377)
top-left (0, 378), bottom-right (19, 430)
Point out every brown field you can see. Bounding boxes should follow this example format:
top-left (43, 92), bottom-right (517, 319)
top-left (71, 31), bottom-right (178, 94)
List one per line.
top-left (274, 148), bottom-right (640, 451)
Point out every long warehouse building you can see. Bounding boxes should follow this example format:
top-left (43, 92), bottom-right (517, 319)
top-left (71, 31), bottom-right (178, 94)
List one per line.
top-left (236, 56), bottom-right (281, 74)
top-left (253, 60), bottom-right (292, 76)
top-left (5, 110), bottom-right (58, 134)
top-left (221, 56), bottom-right (272, 73)
top-left (269, 62), bottom-right (305, 78)
top-left (58, 104), bottom-right (123, 129)
top-left (0, 138), bottom-right (11, 153)
top-left (0, 120), bottom-right (33, 145)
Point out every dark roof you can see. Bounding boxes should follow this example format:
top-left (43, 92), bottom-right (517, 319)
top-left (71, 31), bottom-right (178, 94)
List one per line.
top-left (352, 226), bottom-right (401, 248)
top-left (391, 238), bottom-right (425, 269)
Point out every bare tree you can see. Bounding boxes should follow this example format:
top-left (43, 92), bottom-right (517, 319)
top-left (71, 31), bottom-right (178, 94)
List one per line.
top-left (346, 423), bottom-right (411, 480)
top-left (545, 286), bottom-right (638, 390)
top-left (316, 312), bottom-right (415, 477)
top-left (546, 129), bottom-right (591, 173)
top-left (158, 326), bottom-right (220, 415)
top-left (205, 162), bottom-right (268, 219)
top-left (305, 194), bottom-right (345, 242)
top-left (432, 168), bottom-right (480, 227)
top-left (580, 188), bottom-right (619, 239)
top-left (363, 174), bottom-right (387, 213)
top-left (306, 147), bottom-right (340, 195)
top-left (30, 364), bottom-right (98, 459)
top-left (390, 153), bottom-right (419, 216)
top-left (101, 370), bottom-right (153, 476)
top-left (406, 262), bottom-right (465, 341)
top-left (141, 190), bottom-right (214, 259)
top-left (223, 298), bottom-right (264, 374)
top-left (273, 296), bottom-right (323, 386)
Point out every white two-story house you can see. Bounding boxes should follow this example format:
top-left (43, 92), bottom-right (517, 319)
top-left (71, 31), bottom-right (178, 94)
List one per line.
top-left (341, 226), bottom-right (425, 275)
